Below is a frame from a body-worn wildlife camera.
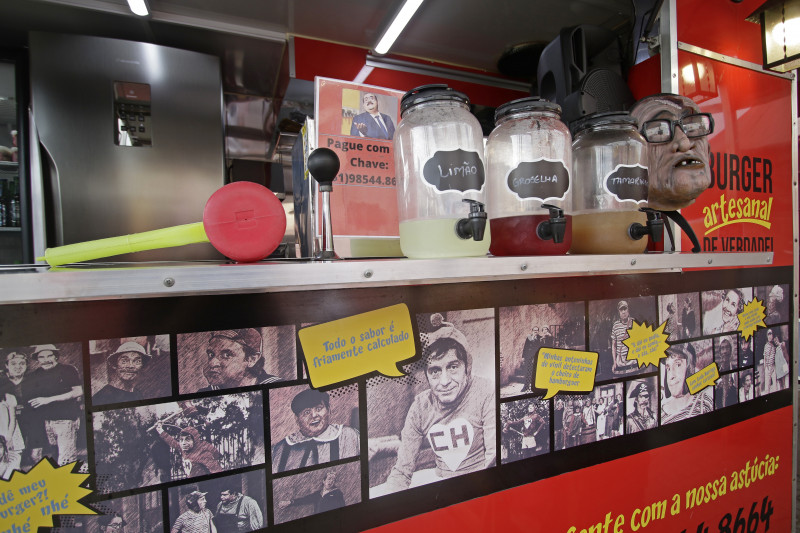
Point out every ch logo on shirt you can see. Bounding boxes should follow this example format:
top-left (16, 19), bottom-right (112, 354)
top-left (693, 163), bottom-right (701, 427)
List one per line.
top-left (426, 418), bottom-right (475, 471)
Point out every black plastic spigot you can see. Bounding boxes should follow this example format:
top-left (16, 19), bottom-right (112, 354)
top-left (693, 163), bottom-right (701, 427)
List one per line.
top-left (456, 199), bottom-right (487, 241)
top-left (536, 203), bottom-right (566, 243)
top-left (308, 148), bottom-right (341, 260)
top-left (628, 207), bottom-right (664, 242)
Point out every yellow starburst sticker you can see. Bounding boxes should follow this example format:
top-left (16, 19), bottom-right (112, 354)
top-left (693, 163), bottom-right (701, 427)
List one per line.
top-left (622, 321), bottom-right (670, 369)
top-left (738, 298), bottom-right (766, 340)
top-left (0, 459), bottom-right (96, 531)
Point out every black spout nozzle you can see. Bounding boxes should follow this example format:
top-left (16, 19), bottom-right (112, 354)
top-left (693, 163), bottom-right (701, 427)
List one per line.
top-left (456, 199), bottom-right (487, 241)
top-left (628, 208), bottom-right (664, 242)
top-left (536, 203), bottom-right (567, 243)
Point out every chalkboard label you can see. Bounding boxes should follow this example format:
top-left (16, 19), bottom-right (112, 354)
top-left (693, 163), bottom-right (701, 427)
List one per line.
top-left (603, 164), bottom-right (649, 204)
top-left (506, 159), bottom-right (570, 201)
top-left (422, 149), bottom-right (485, 193)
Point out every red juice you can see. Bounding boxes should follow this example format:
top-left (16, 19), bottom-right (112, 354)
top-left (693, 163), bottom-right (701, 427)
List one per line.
top-left (489, 214), bottom-right (572, 256)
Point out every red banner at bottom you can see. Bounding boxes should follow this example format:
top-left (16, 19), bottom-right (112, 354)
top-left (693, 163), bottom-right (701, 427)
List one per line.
top-left (370, 407), bottom-right (793, 533)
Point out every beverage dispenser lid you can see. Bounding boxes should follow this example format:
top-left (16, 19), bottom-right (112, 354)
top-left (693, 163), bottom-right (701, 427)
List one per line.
top-left (494, 97), bottom-right (561, 122)
top-left (573, 111), bottom-right (638, 133)
top-left (400, 84), bottom-right (470, 114)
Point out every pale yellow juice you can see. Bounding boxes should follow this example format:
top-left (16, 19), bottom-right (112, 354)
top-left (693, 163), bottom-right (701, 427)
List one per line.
top-left (570, 211), bottom-right (648, 254)
top-left (399, 218), bottom-right (492, 258)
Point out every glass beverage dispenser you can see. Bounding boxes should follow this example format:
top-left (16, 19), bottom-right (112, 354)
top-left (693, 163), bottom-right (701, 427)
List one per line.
top-left (486, 97), bottom-right (572, 255)
top-left (394, 85), bottom-right (490, 258)
top-left (570, 112), bottom-right (651, 254)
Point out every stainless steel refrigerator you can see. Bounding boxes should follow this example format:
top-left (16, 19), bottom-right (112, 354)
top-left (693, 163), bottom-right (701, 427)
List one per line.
top-left (29, 32), bottom-right (226, 262)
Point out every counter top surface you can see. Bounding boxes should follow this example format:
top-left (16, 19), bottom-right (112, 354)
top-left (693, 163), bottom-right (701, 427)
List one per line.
top-left (0, 252), bottom-right (774, 304)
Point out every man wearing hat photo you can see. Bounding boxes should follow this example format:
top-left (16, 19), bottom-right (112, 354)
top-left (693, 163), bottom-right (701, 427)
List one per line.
top-left (92, 341), bottom-right (150, 405)
top-left (271, 387), bottom-right (360, 473)
top-left (371, 318), bottom-right (495, 495)
top-left (27, 344), bottom-right (83, 466)
top-left (610, 300), bottom-right (637, 375)
top-left (155, 420), bottom-right (222, 478)
top-left (172, 490), bottom-right (216, 533)
top-left (199, 329), bottom-right (281, 392)
top-left (626, 379), bottom-right (657, 434)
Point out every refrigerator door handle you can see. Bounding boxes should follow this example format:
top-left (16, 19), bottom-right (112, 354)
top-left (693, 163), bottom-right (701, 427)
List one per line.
top-left (28, 107), bottom-right (54, 263)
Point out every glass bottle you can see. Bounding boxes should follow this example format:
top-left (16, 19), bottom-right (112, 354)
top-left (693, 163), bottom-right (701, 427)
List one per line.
top-left (394, 84), bottom-right (490, 258)
top-left (486, 97), bottom-right (572, 255)
top-left (570, 112), bottom-right (649, 254)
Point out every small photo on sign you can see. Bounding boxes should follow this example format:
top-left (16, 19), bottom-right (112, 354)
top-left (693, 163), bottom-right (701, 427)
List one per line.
top-left (345, 89), bottom-right (398, 141)
top-left (51, 491), bottom-right (163, 532)
top-left (701, 287), bottom-right (753, 335)
top-left (588, 296), bottom-right (657, 381)
top-left (269, 383), bottom-right (360, 474)
top-left (89, 335), bottom-right (172, 407)
top-left (92, 392), bottom-right (265, 493)
top-left (739, 334), bottom-right (755, 368)
top-left (167, 470), bottom-right (266, 533)
top-left (753, 324), bottom-right (791, 395)
top-left (499, 302), bottom-right (586, 398)
top-left (660, 340), bottom-right (714, 425)
top-left (713, 334), bottom-right (738, 372)
top-left (0, 342), bottom-right (85, 474)
top-left (366, 308), bottom-right (495, 497)
top-left (738, 368), bottom-right (755, 402)
top-left (625, 377), bottom-right (659, 434)
top-left (273, 461), bottom-right (361, 524)
top-left (177, 325), bottom-right (296, 394)
top-left (500, 397), bottom-right (550, 464)
top-left (755, 284), bottom-right (789, 325)
top-left (715, 372), bottom-right (738, 409)
top-left (657, 292), bottom-right (701, 341)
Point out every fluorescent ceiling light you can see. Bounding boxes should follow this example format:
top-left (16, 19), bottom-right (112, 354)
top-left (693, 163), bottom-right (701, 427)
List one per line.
top-left (127, 0), bottom-right (149, 16)
top-left (374, 0), bottom-right (424, 55)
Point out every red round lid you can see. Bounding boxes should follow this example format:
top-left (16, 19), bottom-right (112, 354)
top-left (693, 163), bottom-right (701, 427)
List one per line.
top-left (202, 182), bottom-right (286, 263)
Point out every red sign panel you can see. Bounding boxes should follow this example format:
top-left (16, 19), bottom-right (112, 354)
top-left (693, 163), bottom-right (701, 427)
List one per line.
top-left (677, 52), bottom-right (794, 265)
top-left (369, 407), bottom-right (793, 532)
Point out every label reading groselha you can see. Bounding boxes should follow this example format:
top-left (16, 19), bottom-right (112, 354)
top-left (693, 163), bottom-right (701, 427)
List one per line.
top-left (422, 149), bottom-right (485, 193)
top-left (506, 159), bottom-right (570, 201)
top-left (603, 164), bottom-right (649, 204)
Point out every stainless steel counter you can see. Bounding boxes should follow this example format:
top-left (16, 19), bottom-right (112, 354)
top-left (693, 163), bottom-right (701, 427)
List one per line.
top-left (0, 252), bottom-right (774, 304)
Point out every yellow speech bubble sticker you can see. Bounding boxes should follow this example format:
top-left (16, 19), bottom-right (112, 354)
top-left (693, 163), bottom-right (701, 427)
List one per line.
top-left (0, 459), bottom-right (95, 531)
top-left (686, 362), bottom-right (721, 394)
top-left (622, 321), bottom-right (670, 369)
top-left (534, 348), bottom-right (598, 400)
top-left (298, 303), bottom-right (415, 388)
top-left (739, 298), bottom-right (766, 340)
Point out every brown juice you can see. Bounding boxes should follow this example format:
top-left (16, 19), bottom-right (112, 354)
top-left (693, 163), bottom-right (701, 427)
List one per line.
top-left (570, 211), bottom-right (648, 254)
top-left (489, 214), bottom-right (572, 256)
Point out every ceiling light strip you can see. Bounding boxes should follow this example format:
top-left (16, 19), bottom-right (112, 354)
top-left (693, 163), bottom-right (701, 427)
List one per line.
top-left (374, 0), bottom-right (425, 55)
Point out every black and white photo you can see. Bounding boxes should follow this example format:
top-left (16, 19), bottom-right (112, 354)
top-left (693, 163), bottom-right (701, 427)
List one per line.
top-left (89, 335), bottom-right (172, 406)
top-left (754, 325), bottom-right (790, 395)
top-left (270, 384), bottom-right (360, 473)
top-left (178, 326), bottom-right (296, 394)
top-left (660, 340), bottom-right (714, 425)
top-left (93, 392), bottom-right (265, 492)
top-left (755, 284), bottom-right (789, 325)
top-left (589, 297), bottom-right (657, 381)
top-left (625, 378), bottom-right (658, 434)
top-left (713, 334), bottom-right (737, 372)
top-left (499, 302), bottom-right (585, 397)
top-left (715, 372), bottom-right (738, 409)
top-left (500, 397), bottom-right (549, 463)
top-left (367, 309), bottom-right (495, 496)
top-left (274, 462), bottom-right (360, 524)
top-left (168, 470), bottom-right (266, 533)
top-left (702, 288), bottom-right (753, 335)
top-left (657, 292), bottom-right (701, 341)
